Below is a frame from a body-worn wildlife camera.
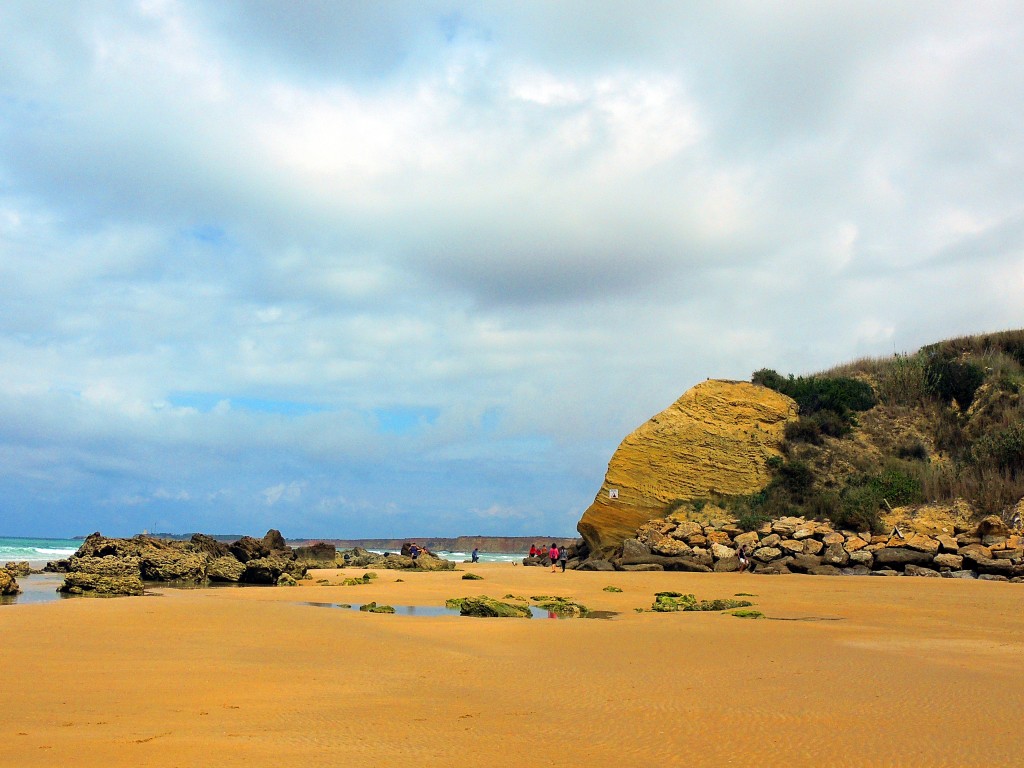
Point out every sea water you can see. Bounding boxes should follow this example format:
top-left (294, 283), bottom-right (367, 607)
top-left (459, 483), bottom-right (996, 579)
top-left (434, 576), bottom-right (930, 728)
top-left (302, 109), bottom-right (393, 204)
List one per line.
top-left (0, 536), bottom-right (81, 567)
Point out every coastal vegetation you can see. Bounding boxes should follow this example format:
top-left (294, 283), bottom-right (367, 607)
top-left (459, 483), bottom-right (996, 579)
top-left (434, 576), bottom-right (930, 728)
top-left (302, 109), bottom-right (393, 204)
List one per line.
top-left (720, 329), bottom-right (1024, 532)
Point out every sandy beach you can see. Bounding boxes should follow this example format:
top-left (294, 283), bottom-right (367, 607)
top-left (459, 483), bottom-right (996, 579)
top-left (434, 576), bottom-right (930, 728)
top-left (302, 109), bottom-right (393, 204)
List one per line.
top-left (3, 564), bottom-right (1023, 767)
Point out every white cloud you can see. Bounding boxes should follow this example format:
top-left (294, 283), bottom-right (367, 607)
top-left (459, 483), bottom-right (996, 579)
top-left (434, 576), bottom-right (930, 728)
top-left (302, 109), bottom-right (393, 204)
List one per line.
top-left (0, 1), bottom-right (1022, 537)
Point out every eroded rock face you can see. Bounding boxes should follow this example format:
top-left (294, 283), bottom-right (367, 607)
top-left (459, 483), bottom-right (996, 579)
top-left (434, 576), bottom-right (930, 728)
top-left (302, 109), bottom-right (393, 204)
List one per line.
top-left (577, 380), bottom-right (798, 557)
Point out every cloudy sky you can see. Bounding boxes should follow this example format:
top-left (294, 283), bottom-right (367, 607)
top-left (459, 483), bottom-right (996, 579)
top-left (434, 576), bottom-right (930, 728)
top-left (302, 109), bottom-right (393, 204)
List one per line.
top-left (2, 1), bottom-right (1022, 539)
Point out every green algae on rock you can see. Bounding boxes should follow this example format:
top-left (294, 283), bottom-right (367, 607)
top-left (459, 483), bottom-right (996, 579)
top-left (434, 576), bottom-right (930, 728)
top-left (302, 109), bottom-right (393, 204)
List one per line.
top-left (447, 596), bottom-right (531, 618)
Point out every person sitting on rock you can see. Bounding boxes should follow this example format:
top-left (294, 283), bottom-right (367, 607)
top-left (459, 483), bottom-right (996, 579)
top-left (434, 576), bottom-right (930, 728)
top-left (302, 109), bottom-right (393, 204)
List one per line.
top-left (410, 543), bottom-right (420, 563)
top-left (529, 544), bottom-right (538, 558)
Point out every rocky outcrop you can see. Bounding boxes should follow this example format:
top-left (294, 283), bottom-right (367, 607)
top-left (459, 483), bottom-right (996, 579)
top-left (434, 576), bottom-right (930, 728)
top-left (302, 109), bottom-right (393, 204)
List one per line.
top-left (577, 513), bottom-right (1024, 581)
top-left (577, 380), bottom-right (798, 558)
top-left (1, 568), bottom-right (21, 595)
top-left (334, 547), bottom-right (456, 571)
top-left (57, 530), bottom-right (318, 594)
top-left (58, 555), bottom-right (146, 596)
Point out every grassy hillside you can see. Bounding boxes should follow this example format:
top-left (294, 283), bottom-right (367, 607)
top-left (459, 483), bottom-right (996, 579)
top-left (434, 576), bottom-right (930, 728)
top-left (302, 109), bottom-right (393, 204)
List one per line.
top-left (709, 330), bottom-right (1024, 532)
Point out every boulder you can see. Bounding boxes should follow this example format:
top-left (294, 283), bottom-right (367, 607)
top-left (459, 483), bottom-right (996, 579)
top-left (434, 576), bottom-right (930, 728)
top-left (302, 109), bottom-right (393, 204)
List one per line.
top-left (705, 530), bottom-right (733, 546)
top-left (971, 557), bottom-right (1014, 576)
top-left (978, 574), bottom-right (1009, 582)
top-left (4, 561), bottom-right (32, 577)
top-left (620, 563), bottom-right (665, 572)
top-left (733, 531), bottom-right (760, 548)
top-left (840, 565), bottom-right (872, 576)
top-left (752, 546), bottom-right (782, 562)
top-left (788, 554), bottom-right (824, 573)
top-left (621, 554), bottom-right (712, 572)
top-left (802, 539), bottom-right (824, 556)
top-left (779, 539), bottom-right (804, 555)
top-left (230, 536), bottom-right (270, 563)
top-left (189, 533), bottom-right (232, 559)
top-left (710, 543), bottom-right (737, 561)
top-left (139, 546), bottom-right (207, 581)
top-left (241, 556), bottom-right (302, 585)
top-left (843, 537), bottom-right (868, 553)
top-left (976, 515), bottom-right (1010, 539)
top-left (621, 538), bottom-right (651, 560)
top-left (0, 569), bottom-right (20, 595)
top-left (943, 570), bottom-right (977, 580)
top-left (932, 553), bottom-right (964, 570)
top-left (905, 564), bottom-right (941, 578)
top-left (651, 535), bottom-right (692, 557)
top-left (807, 565), bottom-right (843, 576)
top-left (59, 555), bottom-right (145, 595)
top-left (293, 542), bottom-right (337, 567)
top-left (822, 543), bottom-right (850, 567)
top-left (872, 547), bottom-right (934, 570)
top-left (713, 556), bottom-right (740, 573)
top-left (848, 550), bottom-right (874, 567)
top-left (821, 532), bottom-right (845, 546)
top-left (263, 529), bottom-right (288, 552)
top-left (757, 557), bottom-right (793, 575)
top-left (451, 596), bottom-right (531, 618)
top-left (207, 556), bottom-right (246, 582)
top-left (760, 533), bottom-right (782, 548)
top-left (576, 380), bottom-right (797, 557)
top-left (905, 535), bottom-right (939, 555)
top-left (577, 559), bottom-right (616, 571)
top-left (936, 534), bottom-right (960, 553)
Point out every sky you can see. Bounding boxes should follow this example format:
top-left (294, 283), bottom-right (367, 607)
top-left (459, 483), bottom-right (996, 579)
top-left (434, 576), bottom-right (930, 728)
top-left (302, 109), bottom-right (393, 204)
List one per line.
top-left (1, 1), bottom-right (1023, 539)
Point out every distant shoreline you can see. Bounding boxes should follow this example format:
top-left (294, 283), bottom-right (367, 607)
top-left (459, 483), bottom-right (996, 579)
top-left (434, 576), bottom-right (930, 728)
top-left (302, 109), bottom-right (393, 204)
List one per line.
top-left (84, 533), bottom-right (580, 555)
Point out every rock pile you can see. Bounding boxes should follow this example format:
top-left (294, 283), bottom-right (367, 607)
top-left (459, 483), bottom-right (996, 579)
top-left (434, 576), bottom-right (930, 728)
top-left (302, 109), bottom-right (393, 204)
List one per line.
top-left (335, 546), bottom-right (455, 571)
top-left (54, 530), bottom-right (324, 596)
top-left (577, 514), bottom-right (1024, 582)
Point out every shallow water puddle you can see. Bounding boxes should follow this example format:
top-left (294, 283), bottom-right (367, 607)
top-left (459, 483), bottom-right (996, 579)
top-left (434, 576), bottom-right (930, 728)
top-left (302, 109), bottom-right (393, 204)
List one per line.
top-left (301, 602), bottom-right (619, 619)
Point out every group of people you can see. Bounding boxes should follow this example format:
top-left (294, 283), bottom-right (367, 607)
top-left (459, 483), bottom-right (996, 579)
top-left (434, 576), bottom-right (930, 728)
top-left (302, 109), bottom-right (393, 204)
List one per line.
top-left (528, 543), bottom-right (568, 572)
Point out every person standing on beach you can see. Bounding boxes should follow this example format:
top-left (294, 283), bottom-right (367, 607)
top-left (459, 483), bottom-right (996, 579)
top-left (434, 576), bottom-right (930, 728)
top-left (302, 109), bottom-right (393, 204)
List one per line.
top-left (558, 545), bottom-right (568, 573)
top-left (737, 544), bottom-right (749, 573)
top-left (471, 547), bottom-right (479, 563)
top-left (549, 543), bottom-right (559, 573)
top-left (410, 543), bottom-right (420, 564)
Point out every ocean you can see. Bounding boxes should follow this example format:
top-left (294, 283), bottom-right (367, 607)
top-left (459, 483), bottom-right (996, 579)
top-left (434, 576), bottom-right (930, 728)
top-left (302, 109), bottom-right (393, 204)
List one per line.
top-left (0, 536), bottom-right (81, 566)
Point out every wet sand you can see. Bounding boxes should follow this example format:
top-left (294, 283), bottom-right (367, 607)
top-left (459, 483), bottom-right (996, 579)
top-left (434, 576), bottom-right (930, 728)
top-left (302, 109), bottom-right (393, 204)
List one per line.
top-left (2, 563), bottom-right (1023, 767)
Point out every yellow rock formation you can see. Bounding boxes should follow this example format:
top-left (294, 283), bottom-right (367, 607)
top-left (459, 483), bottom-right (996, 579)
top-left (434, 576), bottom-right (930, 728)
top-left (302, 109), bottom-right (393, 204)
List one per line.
top-left (577, 379), bottom-right (798, 558)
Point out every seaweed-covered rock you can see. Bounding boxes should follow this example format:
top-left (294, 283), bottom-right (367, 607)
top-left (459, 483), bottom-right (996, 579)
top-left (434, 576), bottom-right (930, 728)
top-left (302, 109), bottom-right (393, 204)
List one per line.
top-left (189, 533), bottom-right (231, 559)
top-left (4, 561), bottom-right (32, 577)
top-left (58, 555), bottom-right (145, 596)
top-left (241, 555), bottom-right (303, 584)
top-left (293, 542), bottom-right (337, 568)
top-left (263, 529), bottom-right (287, 552)
top-left (650, 592), bottom-right (753, 612)
top-left (277, 572), bottom-right (298, 586)
top-left (359, 602), bottom-right (395, 613)
top-left (530, 596), bottom-right (590, 617)
top-left (207, 556), bottom-right (246, 582)
top-left (0, 569), bottom-right (20, 595)
top-left (229, 536), bottom-right (270, 563)
top-left (449, 596), bottom-right (531, 618)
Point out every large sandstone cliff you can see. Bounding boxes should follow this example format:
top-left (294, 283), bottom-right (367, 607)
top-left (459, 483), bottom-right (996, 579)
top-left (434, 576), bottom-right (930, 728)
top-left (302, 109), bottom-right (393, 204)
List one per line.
top-left (577, 380), bottom-right (798, 558)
